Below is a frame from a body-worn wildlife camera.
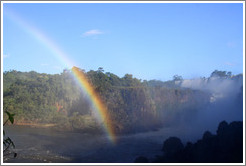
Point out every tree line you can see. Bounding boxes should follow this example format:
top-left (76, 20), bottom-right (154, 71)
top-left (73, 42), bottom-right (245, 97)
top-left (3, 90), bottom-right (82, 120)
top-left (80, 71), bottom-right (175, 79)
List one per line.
top-left (3, 67), bottom-right (241, 134)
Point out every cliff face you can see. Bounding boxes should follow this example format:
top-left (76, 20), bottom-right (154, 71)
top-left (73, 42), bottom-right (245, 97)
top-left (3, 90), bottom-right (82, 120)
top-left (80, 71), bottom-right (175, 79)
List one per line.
top-left (3, 69), bottom-right (243, 135)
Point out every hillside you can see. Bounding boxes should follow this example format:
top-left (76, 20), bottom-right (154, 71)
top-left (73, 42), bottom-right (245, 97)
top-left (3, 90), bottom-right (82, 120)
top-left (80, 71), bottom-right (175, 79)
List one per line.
top-left (3, 68), bottom-right (243, 134)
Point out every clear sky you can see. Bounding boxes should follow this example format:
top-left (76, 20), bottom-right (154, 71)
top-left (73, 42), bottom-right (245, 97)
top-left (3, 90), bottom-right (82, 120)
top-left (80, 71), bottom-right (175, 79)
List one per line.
top-left (2, 2), bottom-right (244, 81)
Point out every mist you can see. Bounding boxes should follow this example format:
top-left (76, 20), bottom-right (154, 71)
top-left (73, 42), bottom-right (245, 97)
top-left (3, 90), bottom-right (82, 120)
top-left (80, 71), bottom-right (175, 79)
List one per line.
top-left (3, 69), bottom-right (243, 163)
top-left (180, 73), bottom-right (243, 135)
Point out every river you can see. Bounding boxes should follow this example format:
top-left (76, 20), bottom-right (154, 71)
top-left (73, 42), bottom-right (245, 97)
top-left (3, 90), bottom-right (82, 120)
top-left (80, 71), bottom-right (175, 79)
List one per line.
top-left (4, 125), bottom-right (207, 163)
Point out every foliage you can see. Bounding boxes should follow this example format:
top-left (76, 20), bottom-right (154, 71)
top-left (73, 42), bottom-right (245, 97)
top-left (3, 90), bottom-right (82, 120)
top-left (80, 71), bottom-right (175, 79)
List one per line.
top-left (153, 121), bottom-right (243, 163)
top-left (173, 75), bottom-right (183, 81)
top-left (210, 70), bottom-right (232, 78)
top-left (162, 137), bottom-right (184, 157)
top-left (3, 68), bottom-right (241, 134)
top-left (3, 111), bottom-right (17, 159)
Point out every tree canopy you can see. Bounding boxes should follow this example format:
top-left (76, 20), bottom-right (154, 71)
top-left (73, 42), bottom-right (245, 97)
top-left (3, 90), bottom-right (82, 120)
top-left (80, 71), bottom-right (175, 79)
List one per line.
top-left (3, 68), bottom-right (242, 134)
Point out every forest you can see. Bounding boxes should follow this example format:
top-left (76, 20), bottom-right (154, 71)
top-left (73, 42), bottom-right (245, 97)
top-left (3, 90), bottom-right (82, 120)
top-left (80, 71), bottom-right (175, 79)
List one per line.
top-left (3, 67), bottom-right (243, 135)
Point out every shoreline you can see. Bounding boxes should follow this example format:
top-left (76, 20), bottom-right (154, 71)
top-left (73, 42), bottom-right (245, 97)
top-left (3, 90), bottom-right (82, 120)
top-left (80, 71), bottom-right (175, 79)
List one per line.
top-left (13, 122), bottom-right (57, 128)
top-left (10, 122), bottom-right (164, 135)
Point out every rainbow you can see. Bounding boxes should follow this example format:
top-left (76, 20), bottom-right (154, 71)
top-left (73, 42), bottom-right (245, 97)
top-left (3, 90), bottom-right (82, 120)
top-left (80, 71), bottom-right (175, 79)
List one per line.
top-left (4, 8), bottom-right (117, 143)
top-left (71, 67), bottom-right (116, 143)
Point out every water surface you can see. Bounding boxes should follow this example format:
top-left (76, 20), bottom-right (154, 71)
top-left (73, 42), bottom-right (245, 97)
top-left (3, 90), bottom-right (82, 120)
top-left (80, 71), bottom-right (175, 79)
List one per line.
top-left (4, 125), bottom-right (206, 163)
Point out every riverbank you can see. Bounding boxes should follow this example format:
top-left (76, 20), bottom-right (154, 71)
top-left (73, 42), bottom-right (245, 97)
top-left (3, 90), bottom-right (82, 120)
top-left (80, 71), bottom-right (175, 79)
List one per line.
top-left (13, 122), bottom-right (57, 128)
top-left (11, 120), bottom-right (163, 136)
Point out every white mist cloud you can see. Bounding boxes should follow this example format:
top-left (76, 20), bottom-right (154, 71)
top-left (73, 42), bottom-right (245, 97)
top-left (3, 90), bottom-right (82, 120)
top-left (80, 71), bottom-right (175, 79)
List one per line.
top-left (82, 29), bottom-right (104, 37)
top-left (181, 76), bottom-right (243, 99)
top-left (180, 75), bottom-right (243, 136)
top-left (181, 79), bottom-right (207, 90)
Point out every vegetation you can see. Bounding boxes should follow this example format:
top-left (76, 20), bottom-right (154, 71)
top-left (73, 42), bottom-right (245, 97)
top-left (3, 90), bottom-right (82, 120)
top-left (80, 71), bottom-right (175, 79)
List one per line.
top-left (3, 68), bottom-right (242, 135)
top-left (210, 70), bottom-right (232, 78)
top-left (3, 111), bottom-right (17, 159)
top-left (135, 120), bottom-right (243, 163)
top-left (3, 68), bottom-right (243, 163)
top-left (156, 121), bottom-right (243, 163)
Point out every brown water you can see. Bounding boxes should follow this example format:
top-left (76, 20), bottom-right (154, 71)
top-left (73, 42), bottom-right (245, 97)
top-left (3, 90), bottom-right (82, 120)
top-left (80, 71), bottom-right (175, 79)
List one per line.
top-left (4, 125), bottom-right (205, 163)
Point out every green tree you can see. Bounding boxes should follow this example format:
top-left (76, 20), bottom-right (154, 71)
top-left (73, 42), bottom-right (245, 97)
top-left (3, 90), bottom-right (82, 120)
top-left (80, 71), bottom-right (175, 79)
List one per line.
top-left (210, 70), bottom-right (232, 78)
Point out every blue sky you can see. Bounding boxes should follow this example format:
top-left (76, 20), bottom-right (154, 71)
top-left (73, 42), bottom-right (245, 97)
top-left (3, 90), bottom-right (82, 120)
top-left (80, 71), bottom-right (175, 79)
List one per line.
top-left (2, 2), bottom-right (244, 81)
